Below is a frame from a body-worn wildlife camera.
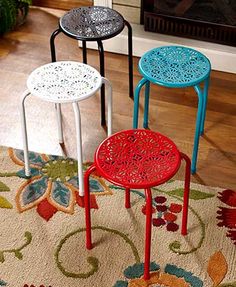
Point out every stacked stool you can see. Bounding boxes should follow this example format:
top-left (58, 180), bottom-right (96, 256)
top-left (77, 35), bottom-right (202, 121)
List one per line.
top-left (20, 61), bottom-right (112, 196)
top-left (50, 6), bottom-right (133, 126)
top-left (133, 45), bottom-right (211, 173)
top-left (84, 129), bottom-right (191, 280)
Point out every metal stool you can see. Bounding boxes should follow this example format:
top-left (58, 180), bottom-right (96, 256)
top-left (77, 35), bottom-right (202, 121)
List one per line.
top-left (133, 45), bottom-right (211, 173)
top-left (50, 6), bottom-right (133, 126)
top-left (20, 61), bottom-right (112, 196)
top-left (84, 129), bottom-right (191, 280)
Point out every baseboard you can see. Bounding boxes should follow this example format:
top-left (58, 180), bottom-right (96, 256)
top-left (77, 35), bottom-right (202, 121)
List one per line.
top-left (81, 23), bottom-right (236, 74)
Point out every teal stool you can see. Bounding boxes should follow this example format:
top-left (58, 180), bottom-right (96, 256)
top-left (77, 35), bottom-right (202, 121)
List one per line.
top-left (133, 46), bottom-right (211, 174)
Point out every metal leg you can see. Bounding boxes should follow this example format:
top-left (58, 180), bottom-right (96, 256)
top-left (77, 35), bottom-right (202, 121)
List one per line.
top-left (143, 81), bottom-right (150, 128)
top-left (82, 41), bottom-right (87, 64)
top-left (84, 164), bottom-right (96, 250)
top-left (180, 152), bottom-right (191, 235)
top-left (133, 78), bottom-right (148, 128)
top-left (102, 77), bottom-right (113, 136)
top-left (144, 188), bottom-right (152, 280)
top-left (124, 20), bottom-right (134, 99)
top-left (192, 84), bottom-right (204, 174)
top-left (20, 90), bottom-right (31, 177)
top-left (97, 40), bottom-right (106, 126)
top-left (55, 103), bottom-right (63, 144)
top-left (72, 102), bottom-right (84, 196)
top-left (50, 28), bottom-right (62, 62)
top-left (125, 188), bottom-right (131, 208)
top-left (200, 76), bottom-right (210, 135)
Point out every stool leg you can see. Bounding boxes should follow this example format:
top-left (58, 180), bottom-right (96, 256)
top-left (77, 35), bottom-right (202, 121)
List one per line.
top-left (102, 77), bottom-right (113, 136)
top-left (133, 78), bottom-right (148, 129)
top-left (82, 41), bottom-right (87, 64)
top-left (97, 40), bottom-right (106, 126)
top-left (180, 152), bottom-right (191, 236)
top-left (72, 102), bottom-right (84, 196)
top-left (55, 103), bottom-right (64, 144)
top-left (144, 188), bottom-right (152, 280)
top-left (192, 84), bottom-right (204, 174)
top-left (20, 90), bottom-right (31, 177)
top-left (124, 20), bottom-right (134, 99)
top-left (143, 81), bottom-right (150, 129)
top-left (50, 28), bottom-right (62, 62)
top-left (200, 76), bottom-right (210, 135)
top-left (125, 188), bottom-right (131, 208)
top-left (84, 164), bottom-right (96, 250)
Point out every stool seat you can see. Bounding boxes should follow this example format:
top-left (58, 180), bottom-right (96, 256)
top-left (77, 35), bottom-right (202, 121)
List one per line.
top-left (139, 46), bottom-right (211, 87)
top-left (60, 6), bottom-right (125, 41)
top-left (95, 129), bottom-right (181, 189)
top-left (27, 61), bottom-right (102, 103)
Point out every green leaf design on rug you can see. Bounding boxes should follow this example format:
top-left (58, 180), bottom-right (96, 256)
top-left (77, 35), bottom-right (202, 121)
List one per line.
top-left (166, 188), bottom-right (215, 200)
top-left (0, 181), bottom-right (10, 192)
top-left (0, 196), bottom-right (13, 209)
top-left (0, 231), bottom-right (32, 263)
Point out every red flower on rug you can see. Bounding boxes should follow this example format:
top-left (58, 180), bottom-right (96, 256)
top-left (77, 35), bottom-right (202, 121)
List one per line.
top-left (217, 189), bottom-right (236, 245)
top-left (142, 196), bottom-right (182, 232)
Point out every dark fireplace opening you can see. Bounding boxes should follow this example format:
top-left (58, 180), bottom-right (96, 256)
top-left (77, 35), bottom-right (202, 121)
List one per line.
top-left (141, 0), bottom-right (236, 46)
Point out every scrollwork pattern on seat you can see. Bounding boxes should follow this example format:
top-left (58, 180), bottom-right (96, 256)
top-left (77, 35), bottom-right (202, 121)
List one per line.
top-left (96, 129), bottom-right (181, 188)
top-left (139, 46), bottom-right (211, 87)
top-left (60, 6), bottom-right (125, 40)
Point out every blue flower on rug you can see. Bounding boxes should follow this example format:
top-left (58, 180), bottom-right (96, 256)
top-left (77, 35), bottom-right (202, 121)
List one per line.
top-left (113, 262), bottom-right (203, 287)
top-left (8, 148), bottom-right (112, 219)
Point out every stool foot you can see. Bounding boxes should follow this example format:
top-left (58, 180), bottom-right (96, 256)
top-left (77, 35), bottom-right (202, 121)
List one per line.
top-left (125, 188), bottom-right (131, 208)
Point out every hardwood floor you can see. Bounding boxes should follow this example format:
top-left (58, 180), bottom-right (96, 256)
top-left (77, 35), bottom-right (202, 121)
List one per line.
top-left (0, 7), bottom-right (235, 189)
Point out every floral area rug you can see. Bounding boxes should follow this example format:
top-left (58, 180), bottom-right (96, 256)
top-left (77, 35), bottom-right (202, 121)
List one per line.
top-left (0, 146), bottom-right (235, 287)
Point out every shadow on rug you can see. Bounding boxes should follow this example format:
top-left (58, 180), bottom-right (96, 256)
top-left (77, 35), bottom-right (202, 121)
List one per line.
top-left (0, 146), bottom-right (235, 287)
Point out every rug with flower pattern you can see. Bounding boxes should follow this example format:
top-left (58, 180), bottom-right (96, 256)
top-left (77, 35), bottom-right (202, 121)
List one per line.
top-left (0, 146), bottom-right (235, 287)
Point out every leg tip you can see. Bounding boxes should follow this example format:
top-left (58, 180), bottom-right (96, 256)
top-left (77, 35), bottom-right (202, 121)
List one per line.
top-left (191, 167), bottom-right (196, 174)
top-left (86, 243), bottom-right (93, 250)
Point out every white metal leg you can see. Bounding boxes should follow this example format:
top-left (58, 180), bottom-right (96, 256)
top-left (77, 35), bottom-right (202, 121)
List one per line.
top-left (72, 102), bottom-right (84, 196)
top-left (102, 77), bottom-right (113, 136)
top-left (55, 103), bottom-right (64, 144)
top-left (20, 90), bottom-right (31, 177)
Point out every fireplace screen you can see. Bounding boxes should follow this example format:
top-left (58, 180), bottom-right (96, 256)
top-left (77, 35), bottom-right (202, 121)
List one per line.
top-left (142, 0), bottom-right (236, 46)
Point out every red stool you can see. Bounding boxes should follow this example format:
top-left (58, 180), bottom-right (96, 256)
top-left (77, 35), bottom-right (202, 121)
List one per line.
top-left (84, 129), bottom-right (191, 280)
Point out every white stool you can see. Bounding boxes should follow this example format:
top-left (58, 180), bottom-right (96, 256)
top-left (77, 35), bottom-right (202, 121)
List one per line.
top-left (20, 61), bottom-right (112, 196)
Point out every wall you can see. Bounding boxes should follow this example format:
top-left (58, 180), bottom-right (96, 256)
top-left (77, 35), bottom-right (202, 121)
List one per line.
top-left (112, 0), bottom-right (140, 24)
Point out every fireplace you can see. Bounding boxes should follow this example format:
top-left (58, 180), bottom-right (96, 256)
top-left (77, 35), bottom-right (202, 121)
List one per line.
top-left (141, 0), bottom-right (236, 46)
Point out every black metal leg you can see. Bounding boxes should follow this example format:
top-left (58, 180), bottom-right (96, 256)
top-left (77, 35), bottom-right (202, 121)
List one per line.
top-left (97, 40), bottom-right (106, 126)
top-left (50, 28), bottom-right (62, 62)
top-left (124, 20), bottom-right (134, 99)
top-left (82, 40), bottom-right (87, 64)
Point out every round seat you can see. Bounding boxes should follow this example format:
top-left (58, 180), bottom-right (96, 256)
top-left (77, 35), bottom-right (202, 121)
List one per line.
top-left (60, 6), bottom-right (125, 41)
top-left (27, 61), bottom-right (102, 103)
top-left (139, 45), bottom-right (211, 88)
top-left (94, 129), bottom-right (181, 189)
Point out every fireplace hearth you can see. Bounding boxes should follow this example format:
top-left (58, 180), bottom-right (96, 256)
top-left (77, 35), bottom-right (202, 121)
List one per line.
top-left (141, 0), bottom-right (236, 46)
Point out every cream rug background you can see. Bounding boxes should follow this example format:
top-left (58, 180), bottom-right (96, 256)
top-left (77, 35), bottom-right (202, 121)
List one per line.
top-left (0, 146), bottom-right (235, 287)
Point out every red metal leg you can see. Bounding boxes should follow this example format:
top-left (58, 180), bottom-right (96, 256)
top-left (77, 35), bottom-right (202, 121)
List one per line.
top-left (125, 188), bottom-right (131, 208)
top-left (84, 164), bottom-right (96, 249)
top-left (180, 152), bottom-right (191, 236)
top-left (144, 188), bottom-right (152, 280)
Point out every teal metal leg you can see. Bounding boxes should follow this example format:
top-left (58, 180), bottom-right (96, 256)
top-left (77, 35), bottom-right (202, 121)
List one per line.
top-left (192, 84), bottom-right (204, 174)
top-left (200, 76), bottom-right (210, 135)
top-left (143, 81), bottom-right (150, 128)
top-left (133, 78), bottom-right (148, 128)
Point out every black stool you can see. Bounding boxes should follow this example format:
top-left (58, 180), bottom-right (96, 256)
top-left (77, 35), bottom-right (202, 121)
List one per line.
top-left (50, 6), bottom-right (133, 126)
